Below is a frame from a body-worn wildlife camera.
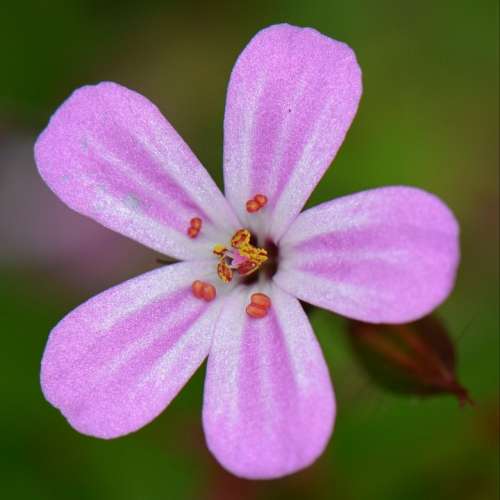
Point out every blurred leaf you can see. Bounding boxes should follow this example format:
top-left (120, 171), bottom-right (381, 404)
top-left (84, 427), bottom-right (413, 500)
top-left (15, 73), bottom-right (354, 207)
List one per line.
top-left (348, 315), bottom-right (472, 405)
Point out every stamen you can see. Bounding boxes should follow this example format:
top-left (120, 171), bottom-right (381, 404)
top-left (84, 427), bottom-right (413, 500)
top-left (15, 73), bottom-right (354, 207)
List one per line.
top-left (217, 261), bottom-right (233, 283)
top-left (246, 292), bottom-right (272, 319)
top-left (213, 244), bottom-right (227, 257)
top-left (254, 194), bottom-right (268, 207)
top-left (246, 194), bottom-right (268, 213)
top-left (250, 293), bottom-right (271, 309)
top-left (214, 229), bottom-right (268, 283)
top-left (190, 217), bottom-right (202, 230)
top-left (191, 280), bottom-right (204, 298)
top-left (191, 280), bottom-right (216, 302)
top-left (231, 229), bottom-right (251, 248)
top-left (246, 304), bottom-right (268, 318)
top-left (187, 217), bottom-right (203, 238)
top-left (246, 199), bottom-right (260, 213)
top-left (201, 283), bottom-right (216, 302)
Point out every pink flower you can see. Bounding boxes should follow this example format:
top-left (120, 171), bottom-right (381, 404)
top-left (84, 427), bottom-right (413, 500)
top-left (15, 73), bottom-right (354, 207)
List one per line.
top-left (35, 24), bottom-right (459, 479)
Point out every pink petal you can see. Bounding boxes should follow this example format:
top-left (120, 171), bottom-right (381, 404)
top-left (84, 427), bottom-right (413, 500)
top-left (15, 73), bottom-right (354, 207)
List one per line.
top-left (275, 187), bottom-right (460, 323)
top-left (41, 261), bottom-right (222, 438)
top-left (203, 284), bottom-right (335, 479)
top-left (223, 24), bottom-right (362, 240)
top-left (35, 82), bottom-right (240, 260)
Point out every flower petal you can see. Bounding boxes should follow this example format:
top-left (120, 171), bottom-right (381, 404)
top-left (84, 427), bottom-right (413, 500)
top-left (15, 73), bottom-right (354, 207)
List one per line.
top-left (41, 261), bottom-right (223, 438)
top-left (275, 187), bottom-right (460, 323)
top-left (223, 24), bottom-right (362, 240)
top-left (202, 284), bottom-right (334, 479)
top-left (35, 82), bottom-right (240, 260)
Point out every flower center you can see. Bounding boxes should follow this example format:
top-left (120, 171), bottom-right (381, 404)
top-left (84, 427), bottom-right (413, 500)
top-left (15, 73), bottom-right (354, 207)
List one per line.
top-left (188, 196), bottom-right (276, 319)
top-left (213, 229), bottom-right (268, 283)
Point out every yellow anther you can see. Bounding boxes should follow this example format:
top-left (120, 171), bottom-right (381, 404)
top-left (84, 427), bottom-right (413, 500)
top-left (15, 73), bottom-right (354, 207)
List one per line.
top-left (217, 260), bottom-right (233, 283)
top-left (213, 244), bottom-right (227, 256)
top-left (238, 244), bottom-right (268, 266)
top-left (231, 229), bottom-right (251, 249)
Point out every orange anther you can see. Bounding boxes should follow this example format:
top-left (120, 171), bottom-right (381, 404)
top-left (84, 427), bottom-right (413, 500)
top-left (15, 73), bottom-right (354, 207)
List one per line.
top-left (246, 199), bottom-right (260, 213)
top-left (187, 227), bottom-right (199, 238)
top-left (190, 217), bottom-right (202, 230)
top-left (246, 303), bottom-right (268, 319)
top-left (254, 194), bottom-right (268, 207)
top-left (201, 283), bottom-right (216, 302)
top-left (251, 293), bottom-right (271, 309)
top-left (192, 280), bottom-right (204, 299)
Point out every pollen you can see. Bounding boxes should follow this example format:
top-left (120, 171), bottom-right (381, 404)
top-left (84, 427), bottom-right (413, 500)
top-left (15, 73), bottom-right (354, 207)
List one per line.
top-left (202, 283), bottom-right (216, 301)
top-left (246, 193), bottom-right (268, 213)
top-left (254, 194), bottom-right (268, 207)
top-left (192, 280), bottom-right (216, 302)
top-left (213, 244), bottom-right (227, 257)
top-left (190, 217), bottom-right (202, 230)
top-left (217, 260), bottom-right (233, 283)
top-left (251, 292), bottom-right (271, 309)
top-left (246, 292), bottom-right (272, 319)
top-left (231, 229), bottom-right (251, 248)
top-left (187, 217), bottom-right (203, 238)
top-left (246, 303), bottom-right (268, 318)
top-left (214, 229), bottom-right (268, 283)
top-left (246, 199), bottom-right (260, 213)
top-left (191, 280), bottom-right (204, 298)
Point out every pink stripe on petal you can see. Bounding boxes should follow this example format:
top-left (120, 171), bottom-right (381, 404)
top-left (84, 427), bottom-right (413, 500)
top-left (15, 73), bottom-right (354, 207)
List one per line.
top-left (203, 285), bottom-right (334, 479)
top-left (275, 187), bottom-right (460, 323)
top-left (35, 82), bottom-right (240, 260)
top-left (41, 261), bottom-right (222, 438)
top-left (223, 24), bottom-right (362, 240)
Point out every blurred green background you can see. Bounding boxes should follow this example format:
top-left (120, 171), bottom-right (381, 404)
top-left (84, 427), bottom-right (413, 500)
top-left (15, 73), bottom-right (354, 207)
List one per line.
top-left (1, 1), bottom-right (498, 499)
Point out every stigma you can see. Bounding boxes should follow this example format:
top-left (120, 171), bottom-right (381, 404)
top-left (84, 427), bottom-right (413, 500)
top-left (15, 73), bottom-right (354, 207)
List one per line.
top-left (213, 229), bottom-right (268, 283)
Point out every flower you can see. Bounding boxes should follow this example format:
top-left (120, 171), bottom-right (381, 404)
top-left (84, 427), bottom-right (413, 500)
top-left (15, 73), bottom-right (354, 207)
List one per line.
top-left (35, 24), bottom-right (460, 479)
